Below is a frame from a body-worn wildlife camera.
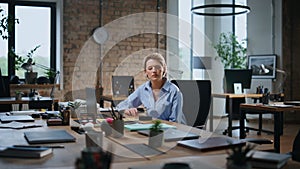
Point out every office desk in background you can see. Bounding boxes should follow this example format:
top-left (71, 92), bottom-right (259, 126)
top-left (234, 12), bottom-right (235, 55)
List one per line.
top-left (0, 97), bottom-right (59, 111)
top-left (240, 103), bottom-right (300, 153)
top-left (210, 93), bottom-right (262, 135)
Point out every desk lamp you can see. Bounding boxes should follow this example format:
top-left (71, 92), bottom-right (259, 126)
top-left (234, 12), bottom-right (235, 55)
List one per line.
top-left (261, 64), bottom-right (287, 93)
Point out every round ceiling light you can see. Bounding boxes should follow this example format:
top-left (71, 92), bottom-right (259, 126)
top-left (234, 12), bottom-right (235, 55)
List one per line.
top-left (191, 4), bottom-right (250, 16)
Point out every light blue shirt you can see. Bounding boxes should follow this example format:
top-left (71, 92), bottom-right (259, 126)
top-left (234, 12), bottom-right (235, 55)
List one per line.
top-left (116, 80), bottom-right (186, 124)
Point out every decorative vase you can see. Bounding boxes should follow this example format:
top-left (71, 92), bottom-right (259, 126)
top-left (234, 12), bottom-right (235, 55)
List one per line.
top-left (148, 130), bottom-right (164, 148)
top-left (112, 119), bottom-right (124, 138)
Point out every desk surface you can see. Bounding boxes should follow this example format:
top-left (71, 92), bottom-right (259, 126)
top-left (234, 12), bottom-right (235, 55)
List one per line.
top-left (240, 103), bottom-right (300, 112)
top-left (0, 97), bottom-right (59, 104)
top-left (212, 93), bottom-right (262, 99)
top-left (0, 118), bottom-right (298, 169)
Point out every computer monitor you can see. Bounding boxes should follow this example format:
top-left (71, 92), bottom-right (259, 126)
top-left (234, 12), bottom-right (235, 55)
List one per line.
top-left (112, 76), bottom-right (134, 96)
top-left (224, 69), bottom-right (252, 93)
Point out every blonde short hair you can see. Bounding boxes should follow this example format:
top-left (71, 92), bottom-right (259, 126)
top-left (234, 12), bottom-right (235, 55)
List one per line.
top-left (143, 53), bottom-right (166, 70)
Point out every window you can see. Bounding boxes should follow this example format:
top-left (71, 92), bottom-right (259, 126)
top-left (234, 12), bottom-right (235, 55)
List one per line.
top-left (0, 1), bottom-right (57, 79)
top-left (0, 3), bottom-right (8, 76)
top-left (175, 0), bottom-right (247, 79)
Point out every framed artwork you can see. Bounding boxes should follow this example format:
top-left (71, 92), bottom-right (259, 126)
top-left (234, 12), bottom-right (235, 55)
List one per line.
top-left (248, 54), bottom-right (276, 79)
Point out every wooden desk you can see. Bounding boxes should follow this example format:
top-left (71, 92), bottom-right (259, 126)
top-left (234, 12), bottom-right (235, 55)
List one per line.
top-left (0, 97), bottom-right (59, 110)
top-left (10, 84), bottom-right (60, 90)
top-left (239, 103), bottom-right (300, 153)
top-left (0, 118), bottom-right (299, 169)
top-left (211, 93), bottom-right (262, 135)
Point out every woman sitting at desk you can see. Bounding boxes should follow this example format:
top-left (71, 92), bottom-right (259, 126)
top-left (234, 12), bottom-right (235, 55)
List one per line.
top-left (116, 53), bottom-right (186, 124)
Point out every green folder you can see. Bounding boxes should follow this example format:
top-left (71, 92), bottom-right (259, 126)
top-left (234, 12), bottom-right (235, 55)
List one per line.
top-left (124, 123), bottom-right (176, 131)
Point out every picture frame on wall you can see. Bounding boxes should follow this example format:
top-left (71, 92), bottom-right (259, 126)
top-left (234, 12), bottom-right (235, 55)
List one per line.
top-left (248, 54), bottom-right (276, 79)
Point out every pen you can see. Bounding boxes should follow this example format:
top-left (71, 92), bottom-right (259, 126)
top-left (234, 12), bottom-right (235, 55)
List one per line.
top-left (13, 145), bottom-right (65, 149)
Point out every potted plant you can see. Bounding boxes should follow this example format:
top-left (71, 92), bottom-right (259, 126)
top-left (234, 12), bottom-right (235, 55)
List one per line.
top-left (15, 91), bottom-right (24, 100)
top-left (9, 45), bottom-right (41, 84)
top-left (68, 101), bottom-right (82, 118)
top-left (148, 120), bottom-right (164, 148)
top-left (44, 68), bottom-right (57, 84)
top-left (226, 143), bottom-right (255, 169)
top-left (213, 32), bottom-right (247, 69)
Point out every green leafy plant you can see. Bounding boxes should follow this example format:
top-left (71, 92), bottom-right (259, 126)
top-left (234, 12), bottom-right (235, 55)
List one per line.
top-left (9, 45), bottom-right (41, 71)
top-left (68, 101), bottom-right (82, 110)
top-left (44, 68), bottom-right (57, 80)
top-left (150, 120), bottom-right (163, 133)
top-left (227, 143), bottom-right (255, 166)
top-left (213, 32), bottom-right (247, 69)
top-left (0, 7), bottom-right (19, 40)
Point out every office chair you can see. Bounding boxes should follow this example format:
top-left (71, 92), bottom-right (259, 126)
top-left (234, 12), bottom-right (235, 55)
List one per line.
top-left (171, 80), bottom-right (211, 129)
top-left (291, 129), bottom-right (300, 162)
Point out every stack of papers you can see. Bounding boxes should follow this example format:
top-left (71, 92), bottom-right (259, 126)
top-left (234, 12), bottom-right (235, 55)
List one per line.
top-left (0, 121), bottom-right (42, 129)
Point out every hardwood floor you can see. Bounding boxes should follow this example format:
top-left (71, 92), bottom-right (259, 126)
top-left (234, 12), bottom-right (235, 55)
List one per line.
top-left (213, 117), bottom-right (300, 153)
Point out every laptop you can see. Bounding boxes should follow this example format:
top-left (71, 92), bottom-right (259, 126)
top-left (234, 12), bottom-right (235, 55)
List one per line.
top-left (177, 136), bottom-right (246, 151)
top-left (24, 129), bottom-right (76, 144)
top-left (0, 115), bottom-right (35, 123)
top-left (138, 128), bottom-right (199, 142)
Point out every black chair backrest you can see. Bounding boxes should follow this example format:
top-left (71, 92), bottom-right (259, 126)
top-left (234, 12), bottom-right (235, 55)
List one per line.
top-left (0, 69), bottom-right (12, 112)
top-left (29, 100), bottom-right (53, 110)
top-left (171, 80), bottom-right (211, 128)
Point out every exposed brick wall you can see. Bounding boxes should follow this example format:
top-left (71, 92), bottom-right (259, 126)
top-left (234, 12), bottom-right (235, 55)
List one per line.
top-left (62, 0), bottom-right (166, 101)
top-left (63, 0), bottom-right (101, 101)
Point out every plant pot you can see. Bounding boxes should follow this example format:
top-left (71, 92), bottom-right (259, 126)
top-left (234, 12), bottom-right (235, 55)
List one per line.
top-left (101, 121), bottom-right (112, 137)
top-left (15, 93), bottom-right (22, 100)
top-left (148, 130), bottom-right (164, 148)
top-left (112, 119), bottom-right (124, 138)
top-left (25, 72), bottom-right (37, 84)
top-left (226, 159), bottom-right (251, 169)
top-left (49, 77), bottom-right (55, 84)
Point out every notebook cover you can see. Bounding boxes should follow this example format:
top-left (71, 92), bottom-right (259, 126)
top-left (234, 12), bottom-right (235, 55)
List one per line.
top-left (138, 128), bottom-right (199, 142)
top-left (0, 115), bottom-right (34, 123)
top-left (24, 129), bottom-right (76, 144)
top-left (177, 137), bottom-right (246, 151)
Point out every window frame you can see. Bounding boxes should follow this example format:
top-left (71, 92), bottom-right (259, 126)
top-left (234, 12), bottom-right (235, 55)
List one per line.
top-left (4, 0), bottom-right (56, 79)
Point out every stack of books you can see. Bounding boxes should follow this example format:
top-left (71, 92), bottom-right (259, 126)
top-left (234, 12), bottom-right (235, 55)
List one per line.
top-left (250, 151), bottom-right (291, 169)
